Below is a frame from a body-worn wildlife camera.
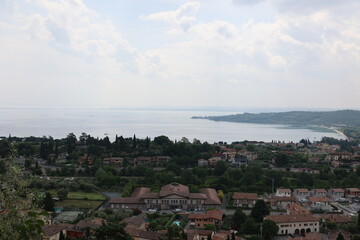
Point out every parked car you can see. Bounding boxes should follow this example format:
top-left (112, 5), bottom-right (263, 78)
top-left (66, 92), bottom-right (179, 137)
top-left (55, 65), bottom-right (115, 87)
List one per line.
top-left (148, 208), bottom-right (158, 213)
top-left (173, 208), bottom-right (182, 213)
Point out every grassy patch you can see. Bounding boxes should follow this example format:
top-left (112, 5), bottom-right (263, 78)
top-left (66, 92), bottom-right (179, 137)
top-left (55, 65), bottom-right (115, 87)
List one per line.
top-left (49, 190), bottom-right (106, 200)
top-left (56, 200), bottom-right (103, 210)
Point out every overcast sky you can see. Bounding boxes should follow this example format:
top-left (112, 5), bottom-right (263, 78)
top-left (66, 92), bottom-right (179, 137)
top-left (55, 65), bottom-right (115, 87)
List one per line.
top-left (1, 0), bottom-right (360, 109)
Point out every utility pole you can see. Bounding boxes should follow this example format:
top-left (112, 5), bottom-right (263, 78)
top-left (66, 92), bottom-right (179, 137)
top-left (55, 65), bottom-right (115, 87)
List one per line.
top-left (263, 175), bottom-right (275, 196)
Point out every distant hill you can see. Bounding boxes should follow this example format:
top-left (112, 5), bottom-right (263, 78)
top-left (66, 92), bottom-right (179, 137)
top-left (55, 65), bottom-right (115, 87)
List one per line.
top-left (192, 110), bottom-right (360, 127)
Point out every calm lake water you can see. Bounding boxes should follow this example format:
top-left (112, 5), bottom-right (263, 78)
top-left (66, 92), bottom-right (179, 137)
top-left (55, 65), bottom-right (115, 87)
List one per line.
top-left (0, 108), bottom-right (343, 143)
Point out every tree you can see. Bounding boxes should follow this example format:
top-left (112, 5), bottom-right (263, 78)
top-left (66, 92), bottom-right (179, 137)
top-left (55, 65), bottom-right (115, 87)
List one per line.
top-left (57, 189), bottom-right (68, 201)
top-left (336, 232), bottom-right (345, 240)
top-left (95, 222), bottom-right (132, 240)
top-left (164, 225), bottom-right (185, 240)
top-left (251, 200), bottom-right (269, 222)
top-left (358, 209), bottom-right (360, 231)
top-left (274, 153), bottom-right (289, 167)
top-left (132, 134), bottom-right (137, 149)
top-left (0, 155), bottom-right (45, 240)
top-left (233, 208), bottom-right (247, 230)
top-left (43, 192), bottom-right (55, 212)
top-left (59, 231), bottom-right (66, 240)
top-left (243, 217), bottom-right (259, 235)
top-left (214, 161), bottom-right (227, 176)
top-left (262, 219), bottom-right (279, 240)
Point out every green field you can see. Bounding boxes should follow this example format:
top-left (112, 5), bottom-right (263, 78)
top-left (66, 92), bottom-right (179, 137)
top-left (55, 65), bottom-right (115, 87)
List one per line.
top-left (56, 200), bottom-right (103, 210)
top-left (49, 190), bottom-right (106, 201)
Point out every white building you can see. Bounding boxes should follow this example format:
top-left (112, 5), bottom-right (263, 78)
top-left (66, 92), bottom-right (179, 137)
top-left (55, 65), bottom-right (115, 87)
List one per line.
top-left (327, 188), bottom-right (345, 201)
top-left (265, 214), bottom-right (320, 235)
top-left (276, 188), bottom-right (292, 197)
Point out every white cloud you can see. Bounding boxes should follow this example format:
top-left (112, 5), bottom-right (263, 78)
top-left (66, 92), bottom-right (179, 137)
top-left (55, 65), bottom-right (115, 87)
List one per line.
top-left (145, 2), bottom-right (201, 32)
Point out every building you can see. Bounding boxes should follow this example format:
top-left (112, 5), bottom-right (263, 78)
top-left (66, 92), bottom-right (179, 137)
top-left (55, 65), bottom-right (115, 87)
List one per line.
top-left (66, 218), bottom-right (103, 239)
top-left (188, 209), bottom-right (223, 228)
top-left (102, 157), bottom-right (123, 165)
top-left (264, 214), bottom-right (320, 235)
top-left (308, 197), bottom-right (332, 211)
top-left (294, 189), bottom-right (310, 200)
top-left (197, 159), bottom-right (209, 167)
top-left (232, 193), bottom-right (258, 208)
top-left (134, 156), bottom-right (171, 166)
top-left (321, 214), bottom-right (352, 225)
top-left (286, 204), bottom-right (311, 216)
top-left (327, 188), bottom-right (345, 200)
top-left (310, 189), bottom-right (327, 197)
top-left (42, 223), bottom-right (71, 240)
top-left (271, 196), bottom-right (297, 210)
top-left (345, 188), bottom-right (360, 197)
top-left (276, 189), bottom-right (292, 197)
top-left (109, 182), bottom-right (221, 210)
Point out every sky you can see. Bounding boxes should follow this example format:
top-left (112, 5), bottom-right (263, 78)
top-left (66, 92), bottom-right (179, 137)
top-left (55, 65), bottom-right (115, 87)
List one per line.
top-left (1, 0), bottom-right (360, 109)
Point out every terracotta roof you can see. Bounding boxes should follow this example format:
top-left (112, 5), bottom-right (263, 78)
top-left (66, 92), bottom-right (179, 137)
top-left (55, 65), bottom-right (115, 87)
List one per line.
top-left (328, 230), bottom-right (351, 240)
top-left (232, 192), bottom-right (258, 200)
top-left (308, 197), bottom-right (332, 203)
top-left (76, 218), bottom-right (103, 229)
top-left (295, 188), bottom-right (310, 193)
top-left (287, 204), bottom-right (311, 215)
top-left (274, 196), bottom-right (297, 202)
top-left (159, 182), bottom-right (190, 198)
top-left (200, 188), bottom-right (221, 205)
top-left (265, 214), bottom-right (319, 224)
top-left (121, 216), bottom-right (146, 227)
top-left (43, 223), bottom-right (71, 237)
top-left (188, 209), bottom-right (223, 221)
top-left (142, 192), bottom-right (159, 199)
top-left (321, 214), bottom-right (352, 223)
top-left (189, 193), bottom-right (207, 199)
top-left (312, 189), bottom-right (327, 193)
top-left (277, 188), bottom-right (291, 193)
top-left (330, 188), bottom-right (344, 193)
top-left (125, 225), bottom-right (164, 240)
top-left (186, 229), bottom-right (213, 236)
top-left (289, 232), bottom-right (323, 240)
top-left (132, 187), bottom-right (151, 198)
top-left (346, 188), bottom-right (360, 192)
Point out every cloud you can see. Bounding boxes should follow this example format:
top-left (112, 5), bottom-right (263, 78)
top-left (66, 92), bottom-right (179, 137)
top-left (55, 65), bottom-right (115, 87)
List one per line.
top-left (144, 2), bottom-right (201, 32)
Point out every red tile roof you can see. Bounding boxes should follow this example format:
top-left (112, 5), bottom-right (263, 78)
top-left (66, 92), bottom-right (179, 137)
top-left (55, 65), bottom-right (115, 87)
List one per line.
top-left (232, 193), bottom-right (258, 200)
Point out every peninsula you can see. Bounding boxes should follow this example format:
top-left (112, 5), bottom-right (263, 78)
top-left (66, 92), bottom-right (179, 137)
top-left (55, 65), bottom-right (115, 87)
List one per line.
top-left (192, 110), bottom-right (360, 140)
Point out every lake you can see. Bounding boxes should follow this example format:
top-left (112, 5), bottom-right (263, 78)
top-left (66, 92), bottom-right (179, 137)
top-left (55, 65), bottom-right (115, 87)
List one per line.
top-left (0, 108), bottom-right (343, 143)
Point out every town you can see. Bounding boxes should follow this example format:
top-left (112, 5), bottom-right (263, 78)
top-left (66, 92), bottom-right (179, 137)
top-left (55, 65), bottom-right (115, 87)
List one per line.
top-left (1, 133), bottom-right (360, 240)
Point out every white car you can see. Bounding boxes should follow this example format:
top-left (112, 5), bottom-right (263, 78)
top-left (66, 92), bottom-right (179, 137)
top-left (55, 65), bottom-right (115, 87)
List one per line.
top-left (148, 209), bottom-right (158, 213)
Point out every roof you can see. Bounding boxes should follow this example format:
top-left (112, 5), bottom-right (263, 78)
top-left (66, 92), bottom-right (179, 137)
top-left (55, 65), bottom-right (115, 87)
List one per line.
top-left (321, 214), bottom-right (352, 223)
top-left (199, 188), bottom-right (221, 205)
top-left (265, 214), bottom-right (319, 224)
top-left (287, 204), bottom-right (311, 215)
top-left (189, 193), bottom-right (207, 199)
top-left (295, 188), bottom-right (310, 193)
top-left (330, 188), bottom-right (344, 193)
top-left (188, 209), bottom-right (223, 221)
top-left (132, 187), bottom-right (151, 198)
top-left (159, 182), bottom-right (190, 198)
top-left (308, 197), bottom-right (332, 203)
top-left (186, 229), bottom-right (213, 236)
top-left (346, 188), bottom-right (360, 192)
top-left (274, 196), bottom-right (297, 202)
top-left (277, 188), bottom-right (291, 193)
top-left (125, 225), bottom-right (164, 240)
top-left (312, 189), bottom-right (327, 193)
top-left (43, 223), bottom-right (71, 237)
top-left (121, 216), bottom-right (146, 227)
top-left (232, 193), bottom-right (258, 200)
top-left (76, 218), bottom-right (103, 229)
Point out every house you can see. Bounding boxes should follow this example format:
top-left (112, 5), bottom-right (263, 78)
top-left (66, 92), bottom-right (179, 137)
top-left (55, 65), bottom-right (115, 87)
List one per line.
top-left (271, 196), bottom-right (297, 210)
top-left (276, 188), bottom-right (292, 197)
top-left (198, 159), bottom-right (209, 167)
top-left (310, 189), bottom-right (327, 197)
top-left (308, 197), bottom-right (332, 211)
top-left (134, 156), bottom-right (170, 166)
top-left (327, 188), bottom-right (345, 200)
top-left (232, 193), bottom-right (258, 208)
top-left (294, 189), bottom-right (310, 200)
top-left (186, 229), bottom-right (214, 240)
top-left (66, 218), bottom-right (103, 239)
top-left (208, 157), bottom-right (222, 166)
top-left (321, 214), bottom-right (352, 225)
top-left (232, 158), bottom-right (248, 168)
top-left (42, 223), bottom-right (71, 240)
top-left (109, 182), bottom-right (221, 210)
top-left (286, 204), bottom-right (311, 216)
top-left (188, 209), bottom-right (223, 228)
top-left (264, 214), bottom-right (320, 235)
top-left (345, 188), bottom-right (360, 197)
top-left (125, 225), bottom-right (164, 240)
top-left (102, 157), bottom-right (123, 165)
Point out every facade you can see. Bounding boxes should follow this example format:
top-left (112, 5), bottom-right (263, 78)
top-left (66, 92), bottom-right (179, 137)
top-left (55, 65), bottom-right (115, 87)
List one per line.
top-left (102, 157), bottom-right (123, 165)
top-left (271, 196), bottom-right (297, 210)
top-left (294, 189), bottom-right (310, 200)
top-left (109, 182), bottom-right (221, 210)
top-left (276, 189), bottom-right (292, 197)
top-left (310, 189), bottom-right (327, 197)
top-left (232, 193), bottom-right (258, 208)
top-left (42, 224), bottom-right (70, 240)
top-left (134, 156), bottom-right (171, 166)
top-left (345, 188), bottom-right (360, 197)
top-left (327, 188), bottom-right (345, 200)
top-left (265, 214), bottom-right (320, 235)
top-left (308, 197), bottom-right (332, 211)
top-left (188, 209), bottom-right (223, 228)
